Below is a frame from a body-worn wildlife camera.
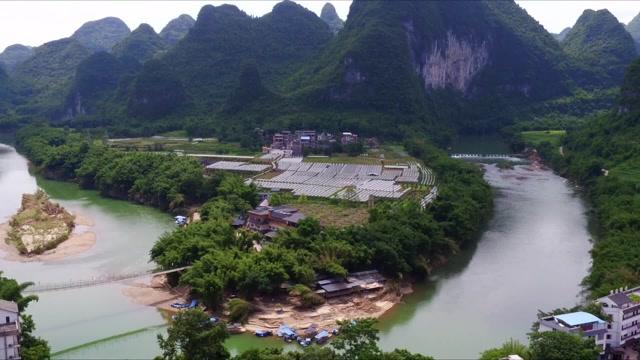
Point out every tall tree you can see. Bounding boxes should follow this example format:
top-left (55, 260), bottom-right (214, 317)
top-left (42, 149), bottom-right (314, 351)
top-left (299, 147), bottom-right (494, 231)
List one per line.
top-left (157, 309), bottom-right (230, 360)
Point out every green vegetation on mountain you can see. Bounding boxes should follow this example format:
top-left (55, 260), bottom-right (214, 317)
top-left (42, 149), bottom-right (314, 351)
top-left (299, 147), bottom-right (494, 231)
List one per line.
top-left (0, 1), bottom-right (635, 143)
top-left (159, 14), bottom-right (195, 45)
top-left (320, 3), bottom-right (344, 34)
top-left (0, 272), bottom-right (51, 360)
top-left (563, 9), bottom-right (637, 88)
top-left (148, 1), bottom-right (331, 115)
top-left (13, 38), bottom-right (91, 119)
top-left (71, 17), bottom-right (131, 52)
top-left (533, 59), bottom-right (640, 297)
top-left (112, 24), bottom-right (167, 63)
top-left (286, 0), bottom-right (571, 134)
top-left (0, 44), bottom-right (34, 73)
top-left (64, 51), bottom-right (139, 120)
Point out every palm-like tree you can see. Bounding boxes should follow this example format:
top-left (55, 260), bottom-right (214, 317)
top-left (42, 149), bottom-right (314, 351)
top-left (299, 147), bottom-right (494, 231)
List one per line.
top-left (0, 271), bottom-right (39, 311)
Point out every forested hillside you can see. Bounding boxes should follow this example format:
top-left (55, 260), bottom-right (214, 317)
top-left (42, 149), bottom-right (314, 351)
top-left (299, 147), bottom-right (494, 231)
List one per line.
top-left (537, 59), bottom-right (640, 297)
top-left (563, 9), bottom-right (637, 88)
top-left (13, 38), bottom-right (91, 119)
top-left (112, 24), bottom-right (167, 63)
top-left (0, 1), bottom-right (637, 142)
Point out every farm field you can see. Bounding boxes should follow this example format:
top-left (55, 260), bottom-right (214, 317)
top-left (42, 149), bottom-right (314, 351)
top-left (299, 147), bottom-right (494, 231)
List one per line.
top-left (520, 130), bottom-right (566, 147)
top-left (106, 137), bottom-right (256, 156)
top-left (304, 144), bottom-right (415, 165)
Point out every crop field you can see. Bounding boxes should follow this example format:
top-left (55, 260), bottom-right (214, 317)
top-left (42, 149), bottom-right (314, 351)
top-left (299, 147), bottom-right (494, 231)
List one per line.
top-left (303, 144), bottom-right (415, 165)
top-left (520, 130), bottom-right (566, 147)
top-left (106, 137), bottom-right (256, 155)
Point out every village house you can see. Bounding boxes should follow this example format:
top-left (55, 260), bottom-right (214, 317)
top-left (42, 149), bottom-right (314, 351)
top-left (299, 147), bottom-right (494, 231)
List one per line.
top-left (0, 300), bottom-right (20, 360)
top-left (315, 270), bottom-right (386, 298)
top-left (340, 132), bottom-right (358, 145)
top-left (538, 311), bottom-right (608, 353)
top-left (597, 286), bottom-right (640, 351)
top-left (265, 130), bottom-right (360, 158)
top-left (244, 205), bottom-right (305, 236)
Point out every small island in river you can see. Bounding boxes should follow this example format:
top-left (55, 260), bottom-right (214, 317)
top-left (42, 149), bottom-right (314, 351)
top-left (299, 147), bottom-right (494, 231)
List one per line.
top-left (6, 190), bottom-right (75, 255)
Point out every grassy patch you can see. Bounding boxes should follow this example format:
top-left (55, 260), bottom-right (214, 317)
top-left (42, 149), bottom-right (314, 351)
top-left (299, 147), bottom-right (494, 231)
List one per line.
top-left (520, 130), bottom-right (566, 147)
top-left (289, 202), bottom-right (369, 227)
top-left (303, 145), bottom-right (416, 165)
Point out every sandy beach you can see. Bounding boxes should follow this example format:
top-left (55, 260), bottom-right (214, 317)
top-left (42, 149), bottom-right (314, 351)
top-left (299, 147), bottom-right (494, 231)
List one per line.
top-left (0, 211), bottom-right (96, 262)
top-left (122, 275), bottom-right (190, 311)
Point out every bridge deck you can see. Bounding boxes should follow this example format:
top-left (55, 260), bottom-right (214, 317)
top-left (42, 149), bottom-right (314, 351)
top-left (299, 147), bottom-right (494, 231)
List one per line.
top-left (24, 266), bottom-right (191, 293)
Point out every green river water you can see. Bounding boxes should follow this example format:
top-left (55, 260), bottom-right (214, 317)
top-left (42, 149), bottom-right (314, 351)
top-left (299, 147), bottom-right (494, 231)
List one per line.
top-left (0, 141), bottom-right (592, 359)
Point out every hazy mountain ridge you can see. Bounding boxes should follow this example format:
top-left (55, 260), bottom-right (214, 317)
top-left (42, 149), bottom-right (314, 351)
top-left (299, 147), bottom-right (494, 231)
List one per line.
top-left (552, 27), bottom-right (571, 42)
top-left (0, 44), bottom-right (34, 73)
top-left (320, 3), bottom-right (344, 34)
top-left (71, 17), bottom-right (131, 52)
top-left (626, 12), bottom-right (640, 53)
top-left (159, 14), bottom-right (196, 45)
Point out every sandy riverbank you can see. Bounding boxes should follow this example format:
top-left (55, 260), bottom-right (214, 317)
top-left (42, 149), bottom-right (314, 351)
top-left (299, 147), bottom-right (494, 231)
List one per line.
top-left (124, 276), bottom-right (413, 333)
top-left (0, 212), bottom-right (96, 262)
top-left (244, 284), bottom-right (413, 333)
top-left (122, 275), bottom-right (190, 311)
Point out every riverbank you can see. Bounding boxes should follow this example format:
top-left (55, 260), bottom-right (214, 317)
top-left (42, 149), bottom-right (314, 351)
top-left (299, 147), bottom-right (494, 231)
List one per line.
top-left (0, 212), bottom-right (95, 262)
top-left (124, 275), bottom-right (413, 334)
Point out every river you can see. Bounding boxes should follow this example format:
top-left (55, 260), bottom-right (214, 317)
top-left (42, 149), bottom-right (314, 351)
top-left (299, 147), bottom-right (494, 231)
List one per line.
top-left (0, 142), bottom-right (592, 359)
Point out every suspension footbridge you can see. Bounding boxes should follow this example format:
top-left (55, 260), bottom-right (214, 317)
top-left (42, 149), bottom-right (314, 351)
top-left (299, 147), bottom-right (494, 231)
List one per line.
top-left (23, 266), bottom-right (191, 293)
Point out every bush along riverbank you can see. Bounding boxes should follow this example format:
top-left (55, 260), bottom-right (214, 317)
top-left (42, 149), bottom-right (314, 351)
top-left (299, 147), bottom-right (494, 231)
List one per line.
top-left (13, 124), bottom-right (493, 328)
top-left (519, 59), bottom-right (640, 298)
top-left (15, 125), bottom-right (225, 212)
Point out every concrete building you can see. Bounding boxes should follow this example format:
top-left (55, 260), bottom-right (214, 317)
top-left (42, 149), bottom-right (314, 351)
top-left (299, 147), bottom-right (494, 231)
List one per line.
top-left (598, 286), bottom-right (640, 348)
top-left (0, 300), bottom-right (20, 360)
top-left (539, 311), bottom-right (608, 352)
top-left (245, 206), bottom-right (305, 234)
top-left (340, 132), bottom-right (358, 145)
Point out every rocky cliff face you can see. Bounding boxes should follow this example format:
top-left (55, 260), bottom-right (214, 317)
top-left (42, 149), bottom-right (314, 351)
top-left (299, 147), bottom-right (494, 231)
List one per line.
top-left (71, 17), bottom-right (131, 52)
top-left (0, 44), bottom-right (34, 73)
top-left (414, 31), bottom-right (489, 93)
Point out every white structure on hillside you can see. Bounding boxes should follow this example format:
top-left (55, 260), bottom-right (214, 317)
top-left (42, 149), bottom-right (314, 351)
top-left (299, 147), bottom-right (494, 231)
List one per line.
top-left (0, 300), bottom-right (20, 360)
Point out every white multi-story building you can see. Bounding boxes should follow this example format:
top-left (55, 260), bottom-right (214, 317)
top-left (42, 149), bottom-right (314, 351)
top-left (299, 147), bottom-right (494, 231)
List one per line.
top-left (598, 286), bottom-right (640, 348)
top-left (0, 300), bottom-right (20, 360)
top-left (539, 311), bottom-right (608, 352)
